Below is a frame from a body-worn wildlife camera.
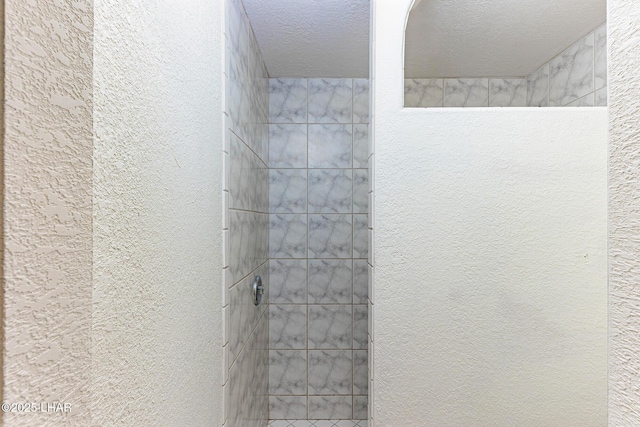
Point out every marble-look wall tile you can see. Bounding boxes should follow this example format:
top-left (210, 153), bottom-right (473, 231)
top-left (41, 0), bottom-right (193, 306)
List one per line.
top-left (308, 305), bottom-right (353, 349)
top-left (353, 215), bottom-right (368, 259)
top-left (549, 33), bottom-right (594, 106)
top-left (308, 169), bottom-right (353, 213)
top-left (353, 396), bottom-right (368, 420)
top-left (353, 305), bottom-right (368, 350)
top-left (308, 260), bottom-right (353, 304)
top-left (353, 79), bottom-right (370, 124)
top-left (270, 259), bottom-right (307, 304)
top-left (270, 305), bottom-right (307, 349)
top-left (308, 125), bottom-right (353, 168)
top-left (404, 79), bottom-right (444, 108)
top-left (308, 214), bottom-right (353, 259)
top-left (270, 214), bottom-right (307, 258)
top-left (226, 2), bottom-right (270, 426)
top-left (270, 169), bottom-right (307, 214)
top-left (353, 350), bottom-right (368, 395)
top-left (230, 211), bottom-right (269, 284)
top-left (308, 396), bottom-right (353, 420)
top-left (229, 133), bottom-right (269, 213)
top-left (268, 77), bottom-right (370, 421)
top-left (269, 350), bottom-right (307, 395)
top-left (444, 78), bottom-right (489, 107)
top-left (567, 93), bottom-right (595, 107)
top-left (308, 79), bottom-right (353, 124)
top-left (229, 264), bottom-right (268, 365)
top-left (488, 78), bottom-right (527, 107)
top-left (269, 396), bottom-right (307, 419)
top-left (353, 260), bottom-right (368, 304)
top-left (308, 350), bottom-right (353, 394)
top-left (527, 64), bottom-right (549, 107)
top-left (353, 170), bottom-right (368, 214)
top-left (270, 78), bottom-right (308, 123)
top-left (352, 124), bottom-right (369, 168)
top-left (594, 24), bottom-right (607, 90)
top-left (595, 87), bottom-right (607, 106)
top-left (269, 124), bottom-right (307, 168)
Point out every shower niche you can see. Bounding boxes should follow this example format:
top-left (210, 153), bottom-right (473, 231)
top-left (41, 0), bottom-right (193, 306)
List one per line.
top-left (404, 0), bottom-right (607, 107)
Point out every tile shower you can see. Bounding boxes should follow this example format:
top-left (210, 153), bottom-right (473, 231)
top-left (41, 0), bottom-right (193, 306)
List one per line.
top-left (224, 1), bottom-right (370, 424)
top-left (223, 0), bottom-right (270, 427)
top-left (405, 23), bottom-right (607, 108)
top-left (268, 77), bottom-right (370, 422)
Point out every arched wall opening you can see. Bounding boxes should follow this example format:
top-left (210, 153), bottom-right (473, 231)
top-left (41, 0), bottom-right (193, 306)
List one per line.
top-left (403, 0), bottom-right (607, 107)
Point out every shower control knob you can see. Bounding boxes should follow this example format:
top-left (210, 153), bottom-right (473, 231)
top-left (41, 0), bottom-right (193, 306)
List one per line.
top-left (253, 275), bottom-right (264, 306)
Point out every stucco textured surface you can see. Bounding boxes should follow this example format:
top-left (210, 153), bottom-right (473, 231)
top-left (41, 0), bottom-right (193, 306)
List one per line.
top-left (93, 0), bottom-right (223, 425)
top-left (372, 1), bottom-right (608, 425)
top-left (3, 0), bottom-right (93, 425)
top-left (609, 0), bottom-right (640, 424)
top-left (241, 0), bottom-right (369, 77)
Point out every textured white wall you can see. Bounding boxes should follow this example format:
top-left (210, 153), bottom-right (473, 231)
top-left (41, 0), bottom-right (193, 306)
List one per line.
top-left (372, 1), bottom-right (608, 425)
top-left (608, 0), bottom-right (640, 424)
top-left (93, 1), bottom-right (223, 425)
top-left (3, 1), bottom-right (93, 425)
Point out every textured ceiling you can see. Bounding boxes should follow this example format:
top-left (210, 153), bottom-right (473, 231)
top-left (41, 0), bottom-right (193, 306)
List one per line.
top-left (241, 0), bottom-right (606, 79)
top-left (406, 0), bottom-right (607, 78)
top-left (241, 0), bottom-right (370, 77)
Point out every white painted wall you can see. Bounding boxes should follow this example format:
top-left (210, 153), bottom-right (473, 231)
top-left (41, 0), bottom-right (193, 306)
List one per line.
top-left (3, 1), bottom-right (92, 425)
top-left (608, 1), bottom-right (640, 424)
top-left (372, 1), bottom-right (608, 425)
top-left (93, 1), bottom-right (223, 425)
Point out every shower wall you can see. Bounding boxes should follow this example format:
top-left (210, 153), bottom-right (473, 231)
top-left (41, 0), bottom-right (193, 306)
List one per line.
top-left (224, 0), bottom-right (270, 426)
top-left (268, 78), bottom-right (370, 420)
top-left (405, 23), bottom-right (607, 108)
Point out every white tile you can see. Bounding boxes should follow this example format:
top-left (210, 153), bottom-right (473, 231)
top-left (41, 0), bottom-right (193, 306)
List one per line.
top-left (270, 305), bottom-right (307, 349)
top-left (270, 169), bottom-right (308, 214)
top-left (404, 79), bottom-right (443, 107)
top-left (353, 125), bottom-right (369, 168)
top-left (308, 396), bottom-right (353, 419)
top-left (488, 78), bottom-right (527, 107)
top-left (309, 260), bottom-right (353, 304)
top-left (444, 78), bottom-right (488, 107)
top-left (308, 78), bottom-right (353, 123)
top-left (309, 214), bottom-right (353, 259)
top-left (223, 343), bottom-right (229, 384)
top-left (308, 125), bottom-right (353, 168)
top-left (527, 64), bottom-right (549, 107)
top-left (595, 86), bottom-right (607, 106)
top-left (269, 124), bottom-right (308, 168)
top-left (223, 229), bottom-right (230, 268)
top-left (549, 33), bottom-right (594, 106)
top-left (222, 268), bottom-right (230, 307)
top-left (308, 170), bottom-right (353, 214)
top-left (308, 350), bottom-right (353, 394)
top-left (308, 305), bottom-right (353, 349)
top-left (269, 350), bottom-right (307, 394)
top-left (270, 214), bottom-right (308, 258)
top-left (594, 23), bottom-right (607, 90)
top-left (566, 92), bottom-right (595, 107)
top-left (270, 259), bottom-right (308, 304)
top-left (270, 397), bottom-right (307, 420)
top-left (223, 190), bottom-right (230, 230)
top-left (270, 78), bottom-right (308, 123)
top-left (353, 79), bottom-right (370, 123)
